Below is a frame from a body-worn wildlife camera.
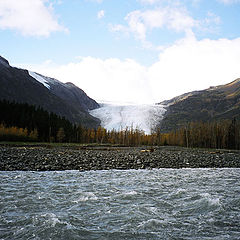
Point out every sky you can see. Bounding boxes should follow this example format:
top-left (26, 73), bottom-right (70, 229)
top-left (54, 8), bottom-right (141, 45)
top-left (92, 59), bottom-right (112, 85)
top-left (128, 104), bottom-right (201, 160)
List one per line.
top-left (1, 0), bottom-right (240, 104)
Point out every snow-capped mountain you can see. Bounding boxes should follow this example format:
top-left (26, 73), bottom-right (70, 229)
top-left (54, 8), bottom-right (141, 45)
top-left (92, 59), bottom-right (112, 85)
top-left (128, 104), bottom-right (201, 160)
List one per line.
top-left (0, 56), bottom-right (100, 128)
top-left (29, 71), bottom-right (99, 112)
top-left (90, 102), bottom-right (166, 134)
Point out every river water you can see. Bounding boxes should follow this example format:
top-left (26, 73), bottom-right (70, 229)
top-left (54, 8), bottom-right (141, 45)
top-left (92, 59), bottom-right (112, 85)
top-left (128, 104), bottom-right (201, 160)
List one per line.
top-left (1, 169), bottom-right (240, 240)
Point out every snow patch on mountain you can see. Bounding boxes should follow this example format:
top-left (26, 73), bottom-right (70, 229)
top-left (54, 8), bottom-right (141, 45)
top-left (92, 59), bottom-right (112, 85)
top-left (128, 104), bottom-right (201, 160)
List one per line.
top-left (29, 71), bottom-right (50, 89)
top-left (89, 103), bottom-right (166, 134)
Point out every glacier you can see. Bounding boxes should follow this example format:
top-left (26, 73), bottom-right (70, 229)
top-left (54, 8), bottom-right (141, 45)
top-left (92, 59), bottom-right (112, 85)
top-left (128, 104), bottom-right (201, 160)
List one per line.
top-left (89, 102), bottom-right (166, 134)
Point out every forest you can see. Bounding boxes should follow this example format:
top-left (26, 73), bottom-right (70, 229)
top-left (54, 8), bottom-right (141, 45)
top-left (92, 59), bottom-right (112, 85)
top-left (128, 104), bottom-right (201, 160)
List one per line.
top-left (0, 100), bottom-right (73, 142)
top-left (0, 99), bottom-right (239, 150)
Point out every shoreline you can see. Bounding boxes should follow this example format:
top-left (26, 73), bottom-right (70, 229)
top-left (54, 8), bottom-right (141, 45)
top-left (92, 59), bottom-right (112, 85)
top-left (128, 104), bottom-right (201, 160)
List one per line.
top-left (1, 145), bottom-right (240, 171)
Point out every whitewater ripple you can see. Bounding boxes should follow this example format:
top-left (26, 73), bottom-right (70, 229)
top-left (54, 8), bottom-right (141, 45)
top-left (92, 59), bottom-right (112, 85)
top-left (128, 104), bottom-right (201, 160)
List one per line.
top-left (0, 169), bottom-right (240, 239)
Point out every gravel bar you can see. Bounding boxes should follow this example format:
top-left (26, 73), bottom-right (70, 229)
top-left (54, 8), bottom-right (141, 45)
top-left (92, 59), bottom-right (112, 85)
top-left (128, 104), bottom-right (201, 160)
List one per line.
top-left (0, 145), bottom-right (240, 171)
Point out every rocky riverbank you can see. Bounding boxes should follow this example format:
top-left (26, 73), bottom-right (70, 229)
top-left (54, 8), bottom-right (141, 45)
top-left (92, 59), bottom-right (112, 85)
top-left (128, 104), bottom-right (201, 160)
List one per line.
top-left (0, 145), bottom-right (240, 171)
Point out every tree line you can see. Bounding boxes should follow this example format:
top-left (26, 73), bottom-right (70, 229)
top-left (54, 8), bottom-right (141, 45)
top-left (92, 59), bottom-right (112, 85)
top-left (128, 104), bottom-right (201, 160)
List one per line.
top-left (0, 100), bottom-right (74, 142)
top-left (0, 99), bottom-right (239, 149)
top-left (0, 124), bottom-right (38, 142)
top-left (160, 119), bottom-right (240, 150)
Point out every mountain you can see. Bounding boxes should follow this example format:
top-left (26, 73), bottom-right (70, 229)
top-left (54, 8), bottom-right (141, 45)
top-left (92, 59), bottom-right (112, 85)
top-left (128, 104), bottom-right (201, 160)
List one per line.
top-left (159, 79), bottom-right (240, 132)
top-left (0, 56), bottom-right (100, 128)
top-left (28, 72), bottom-right (99, 112)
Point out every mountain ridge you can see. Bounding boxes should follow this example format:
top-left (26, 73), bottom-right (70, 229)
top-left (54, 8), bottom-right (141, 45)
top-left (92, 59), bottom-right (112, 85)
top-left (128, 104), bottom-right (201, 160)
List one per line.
top-left (159, 78), bottom-right (240, 132)
top-left (0, 55), bottom-right (100, 128)
top-left (1, 55), bottom-right (240, 133)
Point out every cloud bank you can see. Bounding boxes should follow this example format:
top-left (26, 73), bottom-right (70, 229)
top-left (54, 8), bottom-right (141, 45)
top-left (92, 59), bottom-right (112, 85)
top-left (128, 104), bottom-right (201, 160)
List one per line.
top-left (23, 36), bottom-right (240, 104)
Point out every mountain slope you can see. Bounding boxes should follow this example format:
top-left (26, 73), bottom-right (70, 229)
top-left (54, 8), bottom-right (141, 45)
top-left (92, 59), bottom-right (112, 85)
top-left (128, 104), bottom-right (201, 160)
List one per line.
top-left (28, 72), bottom-right (99, 111)
top-left (0, 56), bottom-right (100, 128)
top-left (159, 79), bottom-right (240, 132)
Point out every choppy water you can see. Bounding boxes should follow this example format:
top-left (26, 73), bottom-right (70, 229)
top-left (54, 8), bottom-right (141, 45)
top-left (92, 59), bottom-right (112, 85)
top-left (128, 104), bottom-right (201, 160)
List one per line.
top-left (1, 169), bottom-right (240, 240)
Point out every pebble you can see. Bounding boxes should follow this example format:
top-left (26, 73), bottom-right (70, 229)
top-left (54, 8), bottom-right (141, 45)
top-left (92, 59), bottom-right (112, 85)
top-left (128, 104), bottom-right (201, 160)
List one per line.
top-left (0, 145), bottom-right (239, 171)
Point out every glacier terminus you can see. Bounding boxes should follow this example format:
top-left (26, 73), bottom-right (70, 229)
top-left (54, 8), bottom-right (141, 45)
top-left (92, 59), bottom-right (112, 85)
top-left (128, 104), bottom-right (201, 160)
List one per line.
top-left (89, 102), bottom-right (166, 134)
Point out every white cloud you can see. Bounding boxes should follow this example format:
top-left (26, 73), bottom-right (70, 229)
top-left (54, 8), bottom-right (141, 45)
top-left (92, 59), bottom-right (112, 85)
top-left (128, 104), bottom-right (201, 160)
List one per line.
top-left (97, 10), bottom-right (105, 19)
top-left (111, 2), bottom-right (221, 49)
top-left (21, 37), bottom-right (240, 104)
top-left (111, 7), bottom-right (197, 42)
top-left (0, 0), bottom-right (67, 37)
top-left (206, 11), bottom-right (221, 25)
top-left (149, 36), bottom-right (240, 101)
top-left (36, 57), bottom-right (152, 104)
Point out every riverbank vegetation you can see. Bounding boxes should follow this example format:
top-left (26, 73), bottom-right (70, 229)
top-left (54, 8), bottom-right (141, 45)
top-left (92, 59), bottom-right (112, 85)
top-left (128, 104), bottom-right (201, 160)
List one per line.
top-left (1, 100), bottom-right (239, 150)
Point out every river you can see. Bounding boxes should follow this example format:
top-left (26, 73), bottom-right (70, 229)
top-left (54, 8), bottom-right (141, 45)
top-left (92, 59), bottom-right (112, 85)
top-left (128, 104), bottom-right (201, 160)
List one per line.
top-left (1, 169), bottom-right (240, 239)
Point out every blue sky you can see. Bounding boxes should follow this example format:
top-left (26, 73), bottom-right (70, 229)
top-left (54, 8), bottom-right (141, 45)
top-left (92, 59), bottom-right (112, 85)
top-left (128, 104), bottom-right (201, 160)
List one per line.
top-left (1, 0), bottom-right (240, 103)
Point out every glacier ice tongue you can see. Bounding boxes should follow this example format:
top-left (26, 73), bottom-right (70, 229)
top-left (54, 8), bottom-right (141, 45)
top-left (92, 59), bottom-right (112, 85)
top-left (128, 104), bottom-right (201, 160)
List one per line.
top-left (89, 103), bottom-right (166, 134)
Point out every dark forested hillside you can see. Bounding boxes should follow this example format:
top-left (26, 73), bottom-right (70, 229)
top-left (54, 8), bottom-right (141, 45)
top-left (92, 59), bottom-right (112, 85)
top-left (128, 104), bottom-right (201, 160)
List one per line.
top-left (159, 79), bottom-right (240, 132)
top-left (0, 100), bottom-right (74, 142)
top-left (0, 55), bottom-right (100, 128)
